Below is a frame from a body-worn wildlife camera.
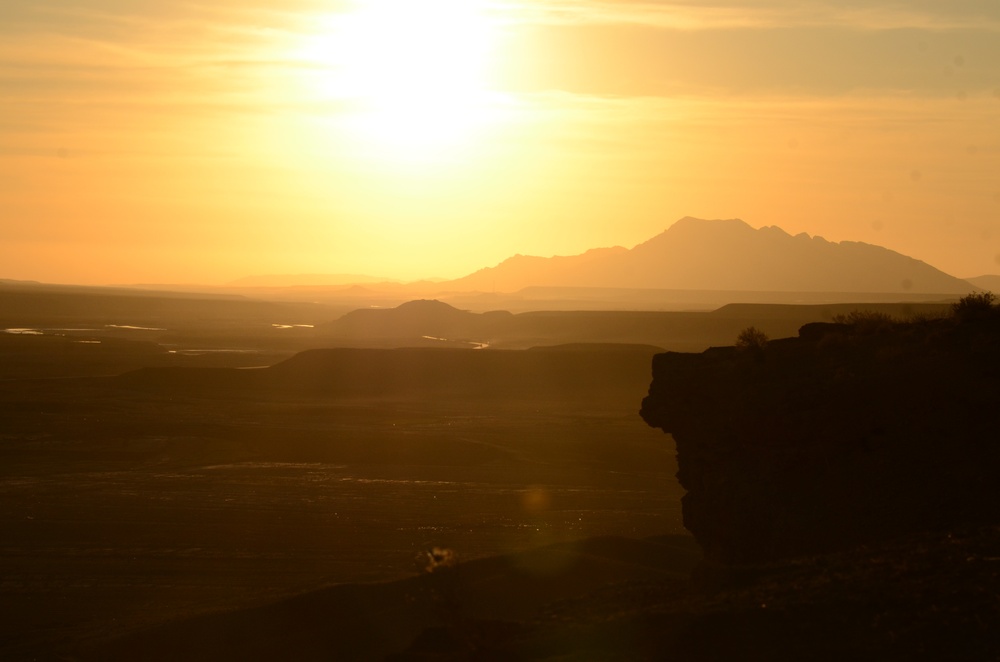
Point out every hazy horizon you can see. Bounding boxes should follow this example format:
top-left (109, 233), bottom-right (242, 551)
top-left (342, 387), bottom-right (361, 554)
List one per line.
top-left (3, 1), bottom-right (1000, 285)
top-left (3, 217), bottom-right (998, 289)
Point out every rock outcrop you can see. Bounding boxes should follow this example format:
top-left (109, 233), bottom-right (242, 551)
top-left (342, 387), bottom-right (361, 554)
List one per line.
top-left (641, 314), bottom-right (1000, 564)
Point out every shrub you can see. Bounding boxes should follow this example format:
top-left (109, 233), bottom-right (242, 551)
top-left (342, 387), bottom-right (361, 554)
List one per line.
top-left (423, 546), bottom-right (458, 573)
top-left (420, 547), bottom-right (462, 625)
top-left (951, 292), bottom-right (997, 320)
top-left (832, 310), bottom-right (896, 333)
top-left (735, 326), bottom-right (769, 352)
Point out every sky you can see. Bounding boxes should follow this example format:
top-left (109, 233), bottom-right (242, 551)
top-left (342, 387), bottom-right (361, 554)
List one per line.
top-left (2, 0), bottom-right (999, 285)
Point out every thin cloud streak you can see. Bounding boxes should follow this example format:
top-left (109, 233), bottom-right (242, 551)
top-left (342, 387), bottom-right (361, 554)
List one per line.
top-left (0, 2), bottom-right (315, 69)
top-left (490, 0), bottom-right (1000, 31)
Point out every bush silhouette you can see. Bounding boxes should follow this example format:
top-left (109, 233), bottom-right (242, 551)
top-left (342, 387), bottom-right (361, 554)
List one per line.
top-left (951, 292), bottom-right (997, 321)
top-left (735, 326), bottom-right (769, 352)
top-left (832, 310), bottom-right (897, 333)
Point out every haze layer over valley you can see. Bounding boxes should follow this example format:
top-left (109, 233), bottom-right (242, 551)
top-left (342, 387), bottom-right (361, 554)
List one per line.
top-left (60, 217), bottom-right (985, 313)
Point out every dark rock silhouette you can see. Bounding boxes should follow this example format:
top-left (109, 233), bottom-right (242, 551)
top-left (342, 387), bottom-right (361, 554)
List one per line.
top-left (447, 217), bottom-right (973, 294)
top-left (641, 311), bottom-right (1000, 564)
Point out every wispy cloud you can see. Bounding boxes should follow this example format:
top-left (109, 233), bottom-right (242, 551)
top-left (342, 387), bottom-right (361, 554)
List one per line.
top-left (490, 0), bottom-right (1000, 31)
top-left (0, 1), bottom-right (320, 135)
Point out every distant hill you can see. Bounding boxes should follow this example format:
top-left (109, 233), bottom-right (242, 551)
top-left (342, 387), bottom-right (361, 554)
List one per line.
top-left (445, 217), bottom-right (973, 294)
top-left (320, 298), bottom-right (955, 351)
top-left (0, 282), bottom-right (332, 328)
top-left (966, 274), bottom-right (1000, 292)
top-left (323, 299), bottom-right (511, 345)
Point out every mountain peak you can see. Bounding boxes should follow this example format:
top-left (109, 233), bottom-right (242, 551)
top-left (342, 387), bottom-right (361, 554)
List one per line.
top-left (444, 217), bottom-right (971, 294)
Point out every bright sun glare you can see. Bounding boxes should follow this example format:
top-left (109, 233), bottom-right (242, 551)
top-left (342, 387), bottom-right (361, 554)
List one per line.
top-left (298, 0), bottom-right (500, 159)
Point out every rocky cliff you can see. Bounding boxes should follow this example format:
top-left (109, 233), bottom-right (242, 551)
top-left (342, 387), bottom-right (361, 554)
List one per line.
top-left (641, 312), bottom-right (1000, 564)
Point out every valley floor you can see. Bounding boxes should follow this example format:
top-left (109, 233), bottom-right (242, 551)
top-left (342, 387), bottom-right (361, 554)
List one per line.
top-left (0, 375), bottom-right (682, 660)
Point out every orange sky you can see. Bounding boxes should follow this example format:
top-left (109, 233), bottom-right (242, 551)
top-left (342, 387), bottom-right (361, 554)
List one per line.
top-left (2, 0), bottom-right (999, 285)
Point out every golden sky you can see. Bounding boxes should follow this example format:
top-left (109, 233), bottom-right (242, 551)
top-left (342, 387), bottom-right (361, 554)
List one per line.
top-left (2, 0), bottom-right (999, 284)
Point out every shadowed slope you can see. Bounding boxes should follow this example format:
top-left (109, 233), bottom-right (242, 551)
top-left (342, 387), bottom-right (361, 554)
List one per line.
top-left (84, 535), bottom-right (700, 662)
top-left (116, 346), bottom-right (661, 405)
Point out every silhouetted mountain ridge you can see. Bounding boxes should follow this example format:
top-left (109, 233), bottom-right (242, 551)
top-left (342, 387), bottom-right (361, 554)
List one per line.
top-left (967, 274), bottom-right (1000, 291)
top-left (446, 217), bottom-right (971, 294)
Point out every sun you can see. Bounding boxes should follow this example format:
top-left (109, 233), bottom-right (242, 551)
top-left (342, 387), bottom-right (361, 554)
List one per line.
top-left (298, 0), bottom-right (500, 160)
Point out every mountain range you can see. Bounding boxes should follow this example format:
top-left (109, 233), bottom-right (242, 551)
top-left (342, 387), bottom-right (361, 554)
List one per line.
top-left (443, 217), bottom-right (972, 294)
top-left (7, 218), bottom-right (980, 305)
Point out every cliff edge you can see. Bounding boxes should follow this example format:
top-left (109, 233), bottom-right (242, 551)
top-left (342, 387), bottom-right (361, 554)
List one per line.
top-left (641, 308), bottom-right (1000, 565)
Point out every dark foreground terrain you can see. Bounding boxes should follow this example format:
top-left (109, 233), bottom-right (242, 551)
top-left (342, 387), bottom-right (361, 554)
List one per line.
top-left (7, 336), bottom-right (998, 660)
top-left (78, 524), bottom-right (999, 661)
top-left (3, 286), bottom-right (995, 660)
top-left (0, 347), bottom-right (683, 660)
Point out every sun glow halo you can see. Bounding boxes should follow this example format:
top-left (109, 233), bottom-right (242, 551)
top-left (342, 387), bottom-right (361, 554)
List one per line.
top-left (304, 0), bottom-right (500, 158)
